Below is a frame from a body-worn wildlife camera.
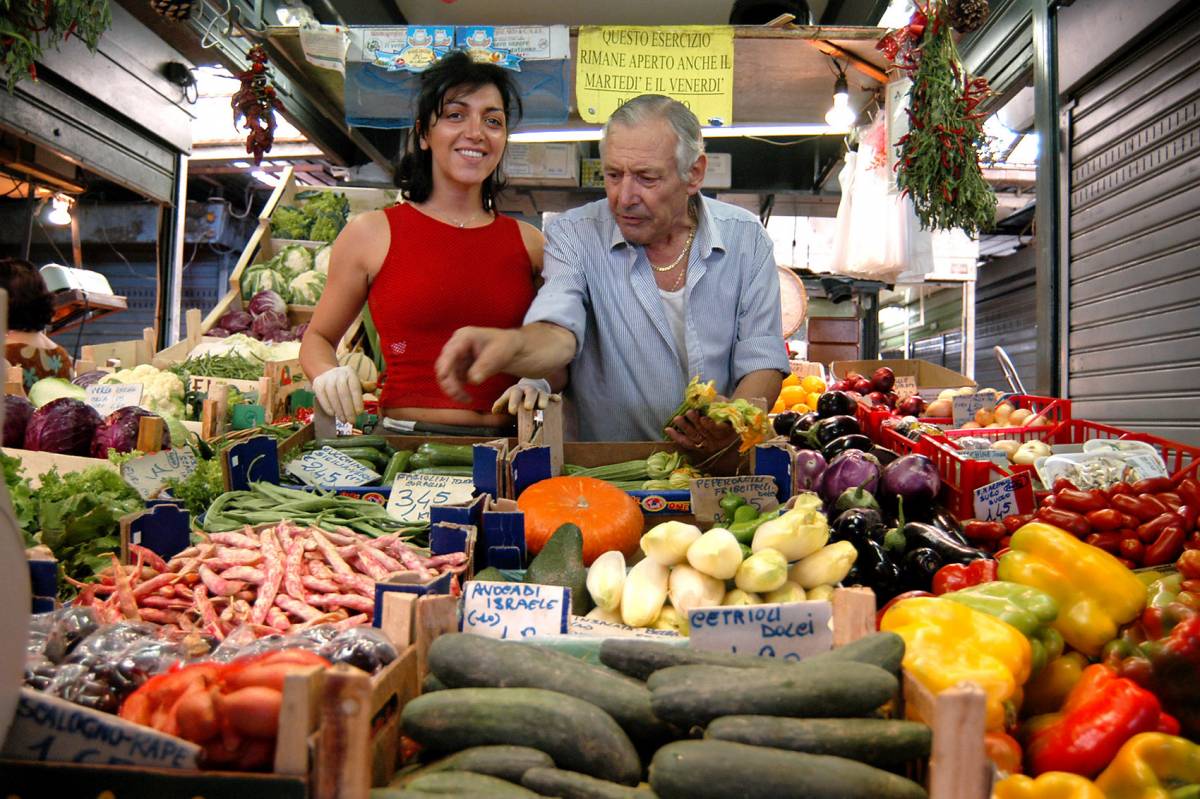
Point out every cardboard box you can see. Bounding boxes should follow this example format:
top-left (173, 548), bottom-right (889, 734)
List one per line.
top-left (581, 157), bottom-right (604, 189)
top-left (703, 152), bottom-right (732, 189)
top-left (503, 143), bottom-right (582, 187)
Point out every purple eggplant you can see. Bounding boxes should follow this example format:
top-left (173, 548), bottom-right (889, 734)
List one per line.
top-left (818, 449), bottom-right (881, 505)
top-left (794, 449), bottom-right (826, 492)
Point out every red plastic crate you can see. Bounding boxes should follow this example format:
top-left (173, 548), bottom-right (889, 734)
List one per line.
top-left (919, 394), bottom-right (1071, 432)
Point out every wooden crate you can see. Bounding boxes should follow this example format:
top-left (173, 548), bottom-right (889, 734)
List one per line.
top-left (260, 165), bottom-right (398, 227)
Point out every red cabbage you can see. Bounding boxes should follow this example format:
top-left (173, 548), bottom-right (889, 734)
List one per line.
top-left (264, 327), bottom-right (298, 343)
top-left (207, 327), bottom-right (231, 338)
top-left (251, 310), bottom-right (290, 340)
top-left (71, 370), bottom-right (109, 388)
top-left (24, 398), bottom-right (102, 455)
top-left (818, 449), bottom-right (881, 505)
top-left (218, 310), bottom-right (253, 333)
top-left (247, 290), bottom-right (287, 318)
top-left (291, 322), bottom-right (309, 340)
top-left (91, 406), bottom-right (171, 457)
top-left (4, 394), bottom-right (35, 447)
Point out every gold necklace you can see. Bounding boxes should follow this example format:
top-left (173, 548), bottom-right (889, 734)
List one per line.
top-left (668, 259), bottom-right (687, 292)
top-left (649, 224), bottom-right (696, 272)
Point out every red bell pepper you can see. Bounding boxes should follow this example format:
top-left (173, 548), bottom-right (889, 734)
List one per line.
top-left (932, 559), bottom-right (998, 594)
top-left (1025, 664), bottom-right (1177, 778)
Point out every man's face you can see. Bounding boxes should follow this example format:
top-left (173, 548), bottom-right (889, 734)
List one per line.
top-left (602, 118), bottom-right (705, 246)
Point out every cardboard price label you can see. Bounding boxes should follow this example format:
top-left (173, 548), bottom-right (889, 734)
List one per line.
top-left (972, 471), bottom-right (1035, 522)
top-left (121, 448), bottom-right (199, 500)
top-left (568, 615), bottom-right (684, 639)
top-left (84, 383), bottom-right (143, 418)
top-left (286, 446), bottom-right (379, 487)
top-left (386, 473), bottom-right (474, 522)
top-left (462, 581), bottom-right (570, 639)
top-left (952, 393), bottom-right (998, 427)
top-left (2, 688), bottom-right (200, 769)
top-left (893, 375), bottom-right (918, 399)
top-left (690, 475), bottom-right (778, 522)
top-left (687, 601), bottom-right (833, 661)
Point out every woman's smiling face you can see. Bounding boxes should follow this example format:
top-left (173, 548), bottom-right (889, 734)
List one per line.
top-left (421, 83), bottom-right (508, 190)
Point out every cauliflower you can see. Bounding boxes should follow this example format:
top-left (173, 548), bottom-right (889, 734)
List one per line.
top-left (287, 271), bottom-right (326, 306)
top-left (276, 244), bottom-right (314, 280)
top-left (313, 243), bottom-right (332, 275)
top-left (187, 333), bottom-right (301, 364)
top-left (241, 267), bottom-right (289, 301)
top-left (101, 365), bottom-right (185, 419)
top-left (270, 206), bottom-right (310, 240)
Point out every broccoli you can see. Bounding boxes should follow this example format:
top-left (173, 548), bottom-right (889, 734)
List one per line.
top-left (270, 205), bottom-right (311, 240)
top-left (300, 190), bottom-right (349, 222)
top-left (308, 213), bottom-right (342, 243)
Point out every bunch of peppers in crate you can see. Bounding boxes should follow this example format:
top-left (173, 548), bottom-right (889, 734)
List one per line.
top-left (959, 475), bottom-right (1200, 567)
top-left (1100, 549), bottom-right (1200, 740)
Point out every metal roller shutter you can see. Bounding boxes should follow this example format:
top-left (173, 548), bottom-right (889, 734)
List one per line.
top-left (974, 247), bottom-right (1037, 393)
top-left (1066, 5), bottom-right (1200, 445)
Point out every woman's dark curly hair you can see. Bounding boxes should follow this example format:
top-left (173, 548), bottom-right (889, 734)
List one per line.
top-left (0, 257), bottom-right (54, 332)
top-left (395, 49), bottom-right (523, 211)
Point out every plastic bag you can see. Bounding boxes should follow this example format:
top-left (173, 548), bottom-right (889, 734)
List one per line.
top-left (212, 623), bottom-right (397, 674)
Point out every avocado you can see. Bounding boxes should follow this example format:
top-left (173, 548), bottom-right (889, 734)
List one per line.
top-left (473, 566), bottom-right (513, 583)
top-left (524, 523), bottom-right (593, 615)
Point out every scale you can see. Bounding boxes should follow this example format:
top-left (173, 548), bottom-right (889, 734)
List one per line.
top-left (39, 264), bottom-right (128, 335)
top-left (778, 265), bottom-right (808, 338)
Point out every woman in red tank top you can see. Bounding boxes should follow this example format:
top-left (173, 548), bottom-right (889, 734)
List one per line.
top-left (301, 51), bottom-right (553, 431)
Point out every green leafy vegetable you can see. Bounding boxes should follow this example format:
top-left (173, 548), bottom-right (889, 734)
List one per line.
top-left (0, 450), bottom-right (38, 541)
top-left (164, 457), bottom-right (224, 519)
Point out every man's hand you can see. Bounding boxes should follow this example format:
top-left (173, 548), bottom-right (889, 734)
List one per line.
top-left (435, 327), bottom-right (522, 403)
top-left (666, 410), bottom-right (740, 473)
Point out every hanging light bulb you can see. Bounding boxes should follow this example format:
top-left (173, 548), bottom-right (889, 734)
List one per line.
top-left (46, 194), bottom-right (72, 226)
top-left (824, 71), bottom-right (857, 130)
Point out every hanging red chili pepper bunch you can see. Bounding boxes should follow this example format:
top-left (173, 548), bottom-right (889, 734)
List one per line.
top-left (231, 45), bottom-right (285, 165)
top-left (877, 0), bottom-right (997, 236)
top-left (1, 0), bottom-right (112, 92)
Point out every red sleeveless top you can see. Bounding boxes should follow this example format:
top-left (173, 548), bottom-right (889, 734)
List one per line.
top-left (368, 203), bottom-right (535, 412)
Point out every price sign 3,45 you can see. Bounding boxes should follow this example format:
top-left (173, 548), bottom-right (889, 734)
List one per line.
top-left (387, 473), bottom-right (474, 522)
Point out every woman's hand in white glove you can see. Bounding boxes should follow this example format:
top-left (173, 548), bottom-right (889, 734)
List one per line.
top-left (312, 365), bottom-right (364, 421)
top-left (492, 379), bottom-right (560, 415)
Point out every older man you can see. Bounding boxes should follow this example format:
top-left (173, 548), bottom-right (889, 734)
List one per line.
top-left (436, 95), bottom-right (788, 467)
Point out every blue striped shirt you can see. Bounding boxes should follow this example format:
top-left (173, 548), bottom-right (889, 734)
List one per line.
top-left (524, 195), bottom-right (789, 441)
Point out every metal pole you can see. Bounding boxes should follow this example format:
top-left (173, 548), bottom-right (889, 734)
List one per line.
top-left (162, 152), bottom-right (189, 347)
top-left (961, 280), bottom-right (976, 380)
top-left (1033, 0), bottom-right (1062, 396)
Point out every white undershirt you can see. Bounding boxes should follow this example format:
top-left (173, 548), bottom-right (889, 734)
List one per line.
top-left (658, 286), bottom-right (688, 380)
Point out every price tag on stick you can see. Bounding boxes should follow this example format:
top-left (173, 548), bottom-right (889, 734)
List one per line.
top-left (893, 375), bottom-right (918, 399)
top-left (386, 473), bottom-right (475, 522)
top-left (85, 382), bottom-right (143, 417)
top-left (461, 581), bottom-right (570, 639)
top-left (687, 601), bottom-right (833, 661)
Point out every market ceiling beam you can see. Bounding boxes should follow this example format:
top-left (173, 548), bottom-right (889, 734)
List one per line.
top-left (803, 39), bottom-right (889, 83)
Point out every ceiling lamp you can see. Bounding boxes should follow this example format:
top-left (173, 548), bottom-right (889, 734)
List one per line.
top-left (46, 194), bottom-right (72, 226)
top-left (824, 64), bottom-right (857, 131)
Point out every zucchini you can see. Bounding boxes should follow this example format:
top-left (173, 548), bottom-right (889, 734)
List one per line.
top-left (807, 632), bottom-right (905, 675)
top-left (308, 435), bottom-right (390, 450)
top-left (404, 771), bottom-right (544, 797)
top-left (522, 767), bottom-right (656, 799)
top-left (411, 466), bottom-right (475, 476)
top-left (408, 450), bottom-right (433, 470)
top-left (332, 447), bottom-right (391, 467)
top-left (400, 745), bottom-right (554, 785)
top-left (704, 716), bottom-right (931, 766)
top-left (428, 634), bottom-right (671, 745)
top-left (416, 442), bottom-right (475, 466)
top-left (381, 450), bottom-right (412, 483)
top-left (649, 740), bottom-right (927, 799)
top-left (648, 661), bottom-right (897, 728)
top-left (401, 687), bottom-right (642, 786)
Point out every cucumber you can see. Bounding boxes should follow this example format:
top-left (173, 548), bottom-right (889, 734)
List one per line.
top-left (400, 745), bottom-right (554, 785)
top-left (428, 635), bottom-right (671, 745)
top-left (648, 661), bottom-right (897, 728)
top-left (649, 740), bottom-right (927, 799)
top-left (599, 639), bottom-right (777, 680)
top-left (401, 687), bottom-right (642, 786)
top-left (522, 767), bottom-right (657, 799)
top-left (416, 442), bottom-right (475, 466)
top-left (405, 771), bottom-right (544, 797)
top-left (381, 450), bottom-right (412, 483)
top-left (807, 632), bottom-right (905, 675)
top-left (411, 466), bottom-right (475, 476)
top-left (422, 672), bottom-right (448, 693)
top-left (309, 435), bottom-right (390, 450)
top-left (704, 717), bottom-right (931, 766)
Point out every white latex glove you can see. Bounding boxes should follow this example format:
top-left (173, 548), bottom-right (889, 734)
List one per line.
top-left (492, 378), bottom-right (560, 415)
top-left (312, 365), bottom-right (364, 422)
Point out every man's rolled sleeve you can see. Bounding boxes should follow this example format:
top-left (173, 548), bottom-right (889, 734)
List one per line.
top-left (732, 227), bottom-right (790, 382)
top-left (523, 218), bottom-right (590, 359)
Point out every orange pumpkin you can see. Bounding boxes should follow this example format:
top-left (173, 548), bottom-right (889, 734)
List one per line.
top-left (517, 476), bottom-right (644, 564)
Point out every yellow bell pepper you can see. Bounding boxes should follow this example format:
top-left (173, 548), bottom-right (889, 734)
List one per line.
top-left (992, 773), bottom-right (1105, 799)
top-left (1095, 733), bottom-right (1200, 799)
top-left (1022, 651), bottom-right (1088, 718)
top-left (997, 522), bottom-right (1145, 656)
top-left (880, 596), bottom-right (1031, 731)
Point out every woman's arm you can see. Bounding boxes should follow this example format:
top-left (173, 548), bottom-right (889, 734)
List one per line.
top-left (300, 210), bottom-right (390, 380)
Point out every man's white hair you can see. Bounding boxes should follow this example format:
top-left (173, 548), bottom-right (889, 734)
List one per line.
top-left (600, 94), bottom-right (705, 180)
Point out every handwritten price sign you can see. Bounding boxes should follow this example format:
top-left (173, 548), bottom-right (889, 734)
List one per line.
top-left (386, 473), bottom-right (475, 522)
top-left (85, 383), bottom-right (144, 418)
top-left (286, 446), bottom-right (379, 487)
top-left (462, 581), bottom-right (569, 639)
top-left (973, 471), bottom-right (1035, 521)
top-left (121, 448), bottom-right (199, 500)
top-left (687, 601), bottom-right (833, 660)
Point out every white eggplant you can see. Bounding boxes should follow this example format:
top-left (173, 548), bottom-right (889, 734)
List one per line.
top-left (734, 548), bottom-right (789, 594)
top-left (586, 550), bottom-right (626, 612)
top-left (788, 541), bottom-right (858, 589)
top-left (641, 521), bottom-right (703, 566)
top-left (667, 564), bottom-right (725, 615)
